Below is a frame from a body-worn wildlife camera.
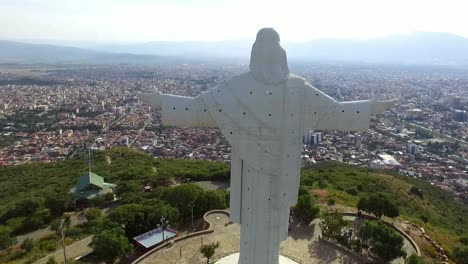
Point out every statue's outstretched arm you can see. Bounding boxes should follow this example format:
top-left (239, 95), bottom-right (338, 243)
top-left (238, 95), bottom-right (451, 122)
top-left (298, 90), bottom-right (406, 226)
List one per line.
top-left (303, 83), bottom-right (394, 131)
top-left (138, 91), bottom-right (217, 128)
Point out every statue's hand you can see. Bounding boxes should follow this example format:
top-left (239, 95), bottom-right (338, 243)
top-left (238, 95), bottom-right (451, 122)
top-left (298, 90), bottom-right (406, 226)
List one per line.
top-left (370, 99), bottom-right (395, 115)
top-left (138, 91), bottom-right (163, 109)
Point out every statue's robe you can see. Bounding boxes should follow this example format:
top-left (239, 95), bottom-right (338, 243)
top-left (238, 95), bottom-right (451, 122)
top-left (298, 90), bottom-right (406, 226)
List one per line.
top-left (158, 73), bottom-right (373, 264)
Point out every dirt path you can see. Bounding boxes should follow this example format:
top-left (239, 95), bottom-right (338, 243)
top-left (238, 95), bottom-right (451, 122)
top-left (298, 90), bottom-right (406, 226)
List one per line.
top-left (33, 236), bottom-right (93, 264)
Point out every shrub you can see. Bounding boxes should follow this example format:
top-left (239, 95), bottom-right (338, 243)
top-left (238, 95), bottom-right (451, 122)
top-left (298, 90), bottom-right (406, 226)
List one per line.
top-left (104, 192), bottom-right (115, 202)
top-left (38, 239), bottom-right (57, 252)
top-left (85, 208), bottom-right (102, 223)
top-left (360, 220), bottom-right (406, 261)
top-left (419, 215), bottom-right (429, 223)
top-left (65, 227), bottom-right (84, 239)
top-left (319, 209), bottom-right (347, 240)
top-left (20, 238), bottom-right (35, 252)
top-left (89, 196), bottom-right (105, 207)
top-left (357, 194), bottom-right (399, 219)
top-left (405, 254), bottom-right (426, 264)
top-left (0, 226), bottom-right (17, 251)
top-left (460, 235), bottom-right (468, 245)
top-left (298, 186), bottom-right (309, 196)
top-left (46, 257), bottom-right (58, 264)
top-left (301, 177), bottom-right (314, 186)
top-left (293, 194), bottom-right (320, 223)
top-left (318, 180), bottom-right (328, 188)
top-left (346, 188), bottom-right (358, 196)
top-left (452, 246), bottom-right (468, 264)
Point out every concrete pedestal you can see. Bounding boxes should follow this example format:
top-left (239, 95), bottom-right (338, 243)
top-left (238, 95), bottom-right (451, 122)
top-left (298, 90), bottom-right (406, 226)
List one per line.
top-left (215, 253), bottom-right (298, 264)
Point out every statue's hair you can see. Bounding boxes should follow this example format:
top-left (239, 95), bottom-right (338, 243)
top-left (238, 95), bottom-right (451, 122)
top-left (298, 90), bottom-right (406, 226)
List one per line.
top-left (250, 28), bottom-right (289, 85)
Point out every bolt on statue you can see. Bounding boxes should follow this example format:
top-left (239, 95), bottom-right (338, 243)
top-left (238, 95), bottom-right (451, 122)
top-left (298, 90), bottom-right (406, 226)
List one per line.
top-left (139, 28), bottom-right (394, 264)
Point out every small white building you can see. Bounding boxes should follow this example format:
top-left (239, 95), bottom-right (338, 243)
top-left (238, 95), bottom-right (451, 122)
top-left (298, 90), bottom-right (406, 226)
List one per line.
top-left (370, 159), bottom-right (385, 169)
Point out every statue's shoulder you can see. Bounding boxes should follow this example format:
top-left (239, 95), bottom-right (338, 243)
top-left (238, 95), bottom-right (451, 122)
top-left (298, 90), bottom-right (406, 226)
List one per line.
top-left (287, 74), bottom-right (306, 86)
top-left (223, 73), bottom-right (256, 91)
top-left (227, 72), bottom-right (255, 85)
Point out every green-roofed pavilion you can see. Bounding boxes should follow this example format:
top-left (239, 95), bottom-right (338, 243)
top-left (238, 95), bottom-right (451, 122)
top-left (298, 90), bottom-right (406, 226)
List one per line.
top-left (70, 171), bottom-right (116, 200)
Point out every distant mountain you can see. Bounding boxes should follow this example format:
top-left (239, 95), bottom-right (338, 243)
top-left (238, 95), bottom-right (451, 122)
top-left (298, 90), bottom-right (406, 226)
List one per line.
top-left (92, 32), bottom-right (468, 65)
top-left (2, 32), bottom-right (468, 65)
top-left (0, 40), bottom-right (174, 64)
top-left (287, 32), bottom-right (468, 65)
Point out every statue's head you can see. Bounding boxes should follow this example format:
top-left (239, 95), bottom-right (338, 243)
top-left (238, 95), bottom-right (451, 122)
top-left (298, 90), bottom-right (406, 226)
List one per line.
top-left (250, 28), bottom-right (290, 85)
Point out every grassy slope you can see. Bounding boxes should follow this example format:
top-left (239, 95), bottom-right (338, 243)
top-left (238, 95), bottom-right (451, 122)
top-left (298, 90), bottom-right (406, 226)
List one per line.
top-left (0, 148), bottom-right (229, 217)
top-left (0, 149), bottom-right (465, 258)
top-left (301, 161), bottom-right (468, 256)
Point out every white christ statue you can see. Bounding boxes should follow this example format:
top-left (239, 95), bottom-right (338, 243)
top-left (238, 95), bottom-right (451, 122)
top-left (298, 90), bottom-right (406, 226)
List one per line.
top-left (138, 28), bottom-right (393, 264)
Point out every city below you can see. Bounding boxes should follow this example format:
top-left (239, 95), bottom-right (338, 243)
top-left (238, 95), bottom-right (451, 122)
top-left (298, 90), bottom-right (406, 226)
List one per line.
top-left (0, 63), bottom-right (467, 206)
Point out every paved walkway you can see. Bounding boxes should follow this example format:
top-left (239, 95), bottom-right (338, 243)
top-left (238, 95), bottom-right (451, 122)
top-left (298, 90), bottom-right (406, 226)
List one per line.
top-left (33, 236), bottom-right (93, 264)
top-left (140, 213), bottom-right (238, 264)
top-left (139, 212), bottom-right (416, 264)
top-left (216, 253), bottom-right (298, 264)
top-left (18, 205), bottom-right (116, 262)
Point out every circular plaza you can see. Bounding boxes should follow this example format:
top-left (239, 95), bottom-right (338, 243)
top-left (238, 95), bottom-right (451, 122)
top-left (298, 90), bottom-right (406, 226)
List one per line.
top-left (135, 211), bottom-right (417, 264)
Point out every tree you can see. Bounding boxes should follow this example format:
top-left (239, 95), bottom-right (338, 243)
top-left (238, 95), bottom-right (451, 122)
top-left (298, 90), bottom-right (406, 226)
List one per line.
top-left (200, 242), bottom-right (220, 264)
top-left (359, 220), bottom-right (406, 261)
top-left (405, 254), bottom-right (426, 264)
top-left (91, 228), bottom-right (133, 264)
top-left (452, 246), bottom-right (468, 264)
top-left (105, 192), bottom-right (115, 202)
top-left (20, 210), bottom-right (49, 233)
top-left (357, 194), bottom-right (399, 219)
top-left (195, 190), bottom-right (227, 215)
top-left (3, 197), bottom-right (43, 219)
top-left (20, 237), bottom-right (35, 252)
top-left (108, 203), bottom-right (178, 238)
top-left (45, 193), bottom-right (72, 217)
top-left (162, 184), bottom-right (203, 219)
top-left (0, 226), bottom-right (17, 252)
top-left (85, 208), bottom-right (102, 223)
top-left (50, 215), bottom-right (71, 263)
top-left (319, 209), bottom-right (347, 240)
top-left (293, 194), bottom-right (320, 223)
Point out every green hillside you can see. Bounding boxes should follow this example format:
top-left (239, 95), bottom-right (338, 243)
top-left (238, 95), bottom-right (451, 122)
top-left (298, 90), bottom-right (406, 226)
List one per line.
top-left (301, 161), bottom-right (468, 259)
top-left (0, 148), bottom-right (229, 226)
top-left (0, 148), bottom-right (466, 261)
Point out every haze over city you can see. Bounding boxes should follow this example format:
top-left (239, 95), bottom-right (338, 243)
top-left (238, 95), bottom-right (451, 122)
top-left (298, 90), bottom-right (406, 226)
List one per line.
top-left (2, 0), bottom-right (468, 43)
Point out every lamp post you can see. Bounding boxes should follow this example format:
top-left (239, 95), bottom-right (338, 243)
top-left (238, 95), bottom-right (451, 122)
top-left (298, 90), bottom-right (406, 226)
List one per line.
top-left (157, 216), bottom-right (170, 241)
top-left (189, 201), bottom-right (195, 231)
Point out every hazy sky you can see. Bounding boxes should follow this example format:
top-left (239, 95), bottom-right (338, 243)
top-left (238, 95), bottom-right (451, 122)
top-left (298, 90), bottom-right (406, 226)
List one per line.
top-left (1, 0), bottom-right (468, 43)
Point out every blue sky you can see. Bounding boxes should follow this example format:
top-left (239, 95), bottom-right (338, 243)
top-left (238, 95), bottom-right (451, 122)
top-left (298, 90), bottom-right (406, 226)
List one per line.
top-left (1, 0), bottom-right (468, 43)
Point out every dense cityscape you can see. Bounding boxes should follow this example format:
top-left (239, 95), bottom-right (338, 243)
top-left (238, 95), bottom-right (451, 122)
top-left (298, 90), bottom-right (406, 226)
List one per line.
top-left (1, 63), bottom-right (467, 205)
top-left (4, 0), bottom-right (468, 261)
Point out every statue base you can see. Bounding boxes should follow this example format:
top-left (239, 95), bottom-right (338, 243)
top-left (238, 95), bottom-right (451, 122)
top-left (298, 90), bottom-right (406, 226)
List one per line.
top-left (215, 253), bottom-right (299, 264)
